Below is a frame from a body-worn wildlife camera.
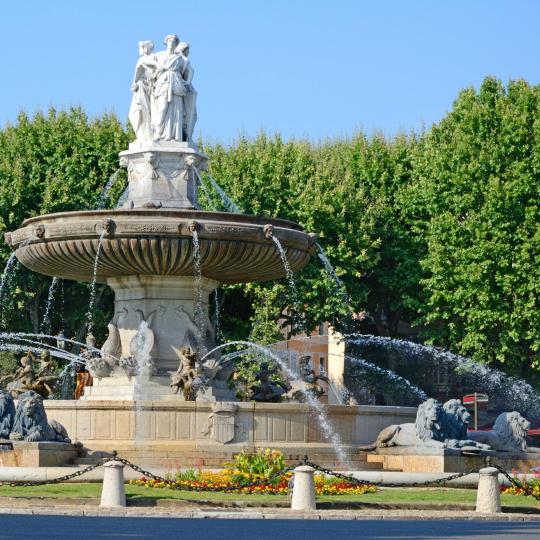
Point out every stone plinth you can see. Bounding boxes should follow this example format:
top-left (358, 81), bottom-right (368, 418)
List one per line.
top-left (367, 446), bottom-right (540, 474)
top-left (43, 401), bottom-right (417, 469)
top-left (119, 142), bottom-right (208, 210)
top-left (0, 441), bottom-right (77, 467)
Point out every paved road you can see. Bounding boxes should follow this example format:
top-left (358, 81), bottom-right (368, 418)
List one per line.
top-left (0, 515), bottom-right (539, 540)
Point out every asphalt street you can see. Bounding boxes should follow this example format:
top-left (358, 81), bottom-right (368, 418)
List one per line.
top-left (0, 515), bottom-right (539, 540)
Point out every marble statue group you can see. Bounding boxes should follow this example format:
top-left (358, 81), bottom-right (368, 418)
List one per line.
top-left (129, 34), bottom-right (198, 144)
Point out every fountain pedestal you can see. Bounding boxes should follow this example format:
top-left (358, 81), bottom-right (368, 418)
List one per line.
top-left (119, 142), bottom-right (208, 210)
top-left (107, 275), bottom-right (218, 373)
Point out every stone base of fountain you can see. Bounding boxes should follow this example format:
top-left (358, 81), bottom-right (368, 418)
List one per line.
top-left (0, 440), bottom-right (77, 467)
top-left (43, 401), bottom-right (416, 469)
top-left (367, 446), bottom-right (540, 474)
top-left (83, 375), bottom-right (236, 402)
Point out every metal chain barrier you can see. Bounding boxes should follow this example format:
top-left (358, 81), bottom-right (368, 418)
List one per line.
top-left (301, 457), bottom-right (478, 489)
top-left (0, 459), bottom-right (107, 488)
top-left (2, 451), bottom-right (539, 501)
top-left (490, 462), bottom-right (540, 501)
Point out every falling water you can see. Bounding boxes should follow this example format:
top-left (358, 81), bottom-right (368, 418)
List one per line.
top-left (194, 169), bottom-right (241, 213)
top-left (40, 277), bottom-right (60, 334)
top-left (86, 231), bottom-right (106, 333)
top-left (316, 243), bottom-right (352, 309)
top-left (58, 279), bottom-right (65, 329)
top-left (201, 340), bottom-right (350, 465)
top-left (96, 169), bottom-right (122, 209)
top-left (191, 230), bottom-right (206, 351)
top-left (271, 236), bottom-right (305, 332)
top-left (213, 288), bottom-right (221, 345)
top-left (345, 334), bottom-right (540, 416)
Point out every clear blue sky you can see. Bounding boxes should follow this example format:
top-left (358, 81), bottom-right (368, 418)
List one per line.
top-left (1, 0), bottom-right (538, 143)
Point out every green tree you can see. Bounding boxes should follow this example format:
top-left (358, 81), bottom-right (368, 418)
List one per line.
top-left (402, 77), bottom-right (540, 378)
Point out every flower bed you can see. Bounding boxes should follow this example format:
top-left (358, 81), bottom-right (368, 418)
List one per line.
top-left (130, 471), bottom-right (376, 495)
top-left (130, 448), bottom-right (376, 496)
top-left (501, 477), bottom-right (540, 499)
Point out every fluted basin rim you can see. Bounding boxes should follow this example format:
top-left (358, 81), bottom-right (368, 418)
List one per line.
top-left (7, 209), bottom-right (314, 284)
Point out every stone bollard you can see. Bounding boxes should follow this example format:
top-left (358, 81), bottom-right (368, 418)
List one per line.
top-left (100, 460), bottom-right (126, 508)
top-left (475, 466), bottom-right (501, 513)
top-left (291, 465), bottom-right (316, 511)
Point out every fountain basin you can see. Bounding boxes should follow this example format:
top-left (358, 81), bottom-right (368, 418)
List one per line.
top-left (6, 209), bottom-right (314, 284)
top-left (44, 400), bottom-right (417, 469)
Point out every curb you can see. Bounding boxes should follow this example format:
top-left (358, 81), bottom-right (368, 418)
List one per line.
top-left (0, 506), bottom-right (540, 521)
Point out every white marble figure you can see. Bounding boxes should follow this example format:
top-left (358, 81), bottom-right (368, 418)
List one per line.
top-left (128, 34), bottom-right (198, 145)
top-left (128, 41), bottom-right (156, 144)
top-left (175, 42), bottom-right (197, 142)
top-left (152, 34), bottom-right (188, 142)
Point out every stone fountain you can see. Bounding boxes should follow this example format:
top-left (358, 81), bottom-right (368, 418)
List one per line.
top-left (3, 34), bottom-right (416, 467)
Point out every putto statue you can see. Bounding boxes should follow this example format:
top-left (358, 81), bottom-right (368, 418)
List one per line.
top-left (0, 350), bottom-right (60, 399)
top-left (129, 34), bottom-right (198, 144)
top-left (170, 346), bottom-right (201, 400)
top-left (286, 356), bottom-right (329, 402)
top-left (251, 362), bottom-right (290, 403)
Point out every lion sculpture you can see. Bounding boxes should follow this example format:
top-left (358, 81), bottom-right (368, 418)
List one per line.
top-left (0, 390), bottom-right (15, 439)
top-left (441, 399), bottom-right (490, 450)
top-left (9, 390), bottom-right (70, 443)
top-left (468, 411), bottom-right (540, 453)
top-left (360, 398), bottom-right (447, 450)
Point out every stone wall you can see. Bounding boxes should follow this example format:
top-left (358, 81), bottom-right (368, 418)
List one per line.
top-left (44, 401), bottom-right (416, 468)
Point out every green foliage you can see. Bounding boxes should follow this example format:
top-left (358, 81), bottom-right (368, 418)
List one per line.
top-left (225, 448), bottom-right (286, 484)
top-left (402, 78), bottom-right (540, 377)
top-left (0, 107), bottom-right (129, 347)
top-left (0, 351), bottom-right (18, 378)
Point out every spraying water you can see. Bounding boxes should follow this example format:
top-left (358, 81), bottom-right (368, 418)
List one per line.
top-left (86, 231), bottom-right (106, 333)
top-left (316, 242), bottom-right (352, 310)
top-left (201, 340), bottom-right (350, 465)
top-left (345, 334), bottom-right (540, 416)
top-left (343, 353), bottom-right (428, 403)
top-left (96, 169), bottom-right (122, 209)
top-left (0, 331), bottom-right (105, 362)
top-left (194, 169), bottom-right (241, 213)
